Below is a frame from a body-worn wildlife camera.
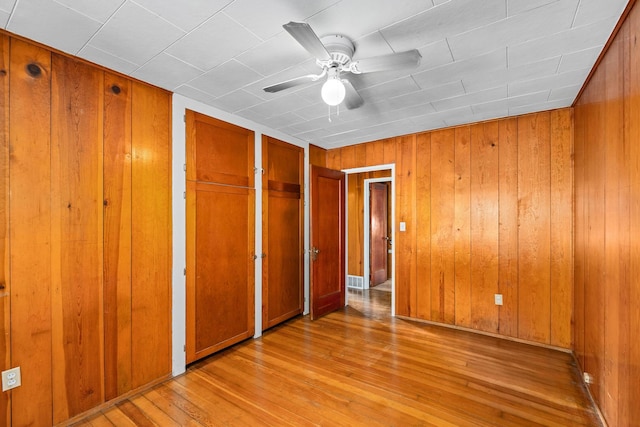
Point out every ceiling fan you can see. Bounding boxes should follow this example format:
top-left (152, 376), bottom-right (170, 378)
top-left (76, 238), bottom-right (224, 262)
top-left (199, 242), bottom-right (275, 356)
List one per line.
top-left (263, 22), bottom-right (422, 109)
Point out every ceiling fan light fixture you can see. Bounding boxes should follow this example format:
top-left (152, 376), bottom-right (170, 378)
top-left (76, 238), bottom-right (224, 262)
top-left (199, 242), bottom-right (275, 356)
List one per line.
top-left (321, 76), bottom-right (345, 106)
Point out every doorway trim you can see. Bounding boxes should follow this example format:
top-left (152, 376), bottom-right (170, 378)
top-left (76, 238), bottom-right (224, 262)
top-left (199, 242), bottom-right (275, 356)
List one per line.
top-left (363, 177), bottom-right (392, 291)
top-left (342, 164), bottom-right (395, 317)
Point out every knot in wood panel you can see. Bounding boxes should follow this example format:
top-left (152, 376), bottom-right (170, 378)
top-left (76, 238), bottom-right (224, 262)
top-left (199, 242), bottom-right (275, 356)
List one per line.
top-left (26, 63), bottom-right (41, 77)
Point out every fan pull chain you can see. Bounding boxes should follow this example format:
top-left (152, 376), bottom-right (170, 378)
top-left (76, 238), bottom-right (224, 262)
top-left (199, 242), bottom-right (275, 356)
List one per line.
top-left (327, 104), bottom-right (332, 122)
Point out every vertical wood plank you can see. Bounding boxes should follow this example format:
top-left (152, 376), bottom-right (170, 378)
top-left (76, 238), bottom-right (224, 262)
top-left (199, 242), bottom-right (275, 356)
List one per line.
top-left (131, 82), bottom-right (172, 387)
top-left (498, 118), bottom-right (519, 338)
top-left (383, 138), bottom-right (396, 164)
top-left (618, 17), bottom-right (632, 426)
top-left (103, 73), bottom-right (133, 400)
top-left (308, 144), bottom-right (326, 167)
top-left (517, 112), bottom-right (551, 344)
top-left (0, 34), bottom-right (9, 427)
top-left (602, 36), bottom-right (624, 423)
top-left (340, 146), bottom-right (357, 169)
top-left (430, 129), bottom-right (455, 323)
top-left (550, 109), bottom-right (573, 349)
top-left (454, 126), bottom-right (471, 328)
top-left (625, 7), bottom-right (639, 425)
top-left (415, 133), bottom-right (431, 320)
top-left (470, 122), bottom-right (499, 333)
top-left (365, 140), bottom-right (384, 165)
top-left (51, 53), bottom-right (104, 423)
top-left (9, 38), bottom-right (53, 427)
top-left (326, 149), bottom-right (341, 170)
top-left (584, 68), bottom-right (606, 405)
top-left (347, 174), bottom-right (364, 277)
top-left (354, 144), bottom-right (367, 168)
top-left (395, 136), bottom-right (416, 316)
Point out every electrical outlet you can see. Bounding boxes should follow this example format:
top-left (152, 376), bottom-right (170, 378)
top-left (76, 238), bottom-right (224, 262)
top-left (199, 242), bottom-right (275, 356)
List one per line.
top-left (1, 367), bottom-right (21, 391)
top-left (494, 294), bottom-right (503, 305)
top-left (583, 372), bottom-right (593, 385)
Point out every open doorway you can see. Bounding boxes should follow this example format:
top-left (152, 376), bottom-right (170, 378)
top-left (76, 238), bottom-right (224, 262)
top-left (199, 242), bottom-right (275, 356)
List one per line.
top-left (343, 166), bottom-right (395, 318)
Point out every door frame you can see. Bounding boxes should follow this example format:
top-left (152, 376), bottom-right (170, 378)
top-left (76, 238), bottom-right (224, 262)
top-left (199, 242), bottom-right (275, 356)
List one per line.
top-left (343, 164), bottom-right (395, 317)
top-left (363, 177), bottom-right (392, 291)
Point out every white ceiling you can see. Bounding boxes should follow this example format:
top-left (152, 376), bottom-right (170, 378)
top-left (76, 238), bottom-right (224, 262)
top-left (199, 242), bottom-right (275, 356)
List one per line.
top-left (0, 0), bottom-right (628, 148)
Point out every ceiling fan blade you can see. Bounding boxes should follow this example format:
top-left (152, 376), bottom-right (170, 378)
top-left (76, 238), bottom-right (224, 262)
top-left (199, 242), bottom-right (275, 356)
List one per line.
top-left (343, 79), bottom-right (364, 110)
top-left (263, 73), bottom-right (324, 93)
top-left (350, 49), bottom-right (422, 74)
top-left (283, 21), bottom-right (332, 62)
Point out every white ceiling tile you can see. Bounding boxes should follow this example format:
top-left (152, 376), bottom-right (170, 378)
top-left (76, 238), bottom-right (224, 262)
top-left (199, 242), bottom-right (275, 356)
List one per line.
top-left (0, 0), bottom-right (16, 13)
top-left (133, 0), bottom-right (233, 32)
top-left (358, 76), bottom-right (421, 104)
top-left (0, 10), bottom-right (9, 27)
top-left (53, 0), bottom-right (123, 23)
top-left (188, 59), bottom-right (263, 97)
top-left (235, 31), bottom-right (310, 76)
top-left (307, 0), bottom-right (437, 44)
top-left (131, 53), bottom-right (203, 91)
top-left (507, 0), bottom-right (559, 17)
top-left (558, 46), bottom-right (602, 73)
top-left (509, 67), bottom-right (590, 97)
top-left (448, 0), bottom-right (578, 61)
top-left (166, 12), bottom-right (261, 71)
top-left (380, 0), bottom-right (506, 52)
top-left (463, 56), bottom-right (560, 93)
top-left (414, 48), bottom-right (507, 89)
top-left (508, 98), bottom-right (572, 116)
top-left (508, 17), bottom-right (617, 68)
top-left (386, 85), bottom-right (456, 110)
top-left (224, 0), bottom-right (341, 41)
top-left (432, 85), bottom-right (507, 112)
top-left (78, 44), bottom-right (139, 74)
top-left (548, 84), bottom-right (581, 102)
top-left (7, 0), bottom-right (101, 54)
top-left (573, 0), bottom-right (628, 28)
top-left (262, 112), bottom-right (307, 130)
top-left (175, 85), bottom-right (218, 105)
top-left (239, 93), bottom-right (313, 119)
top-left (210, 89), bottom-right (265, 112)
top-left (89, 2), bottom-right (184, 66)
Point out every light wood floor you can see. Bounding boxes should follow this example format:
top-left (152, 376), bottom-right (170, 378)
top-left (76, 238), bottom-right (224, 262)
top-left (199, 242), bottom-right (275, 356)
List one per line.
top-left (72, 289), bottom-right (600, 426)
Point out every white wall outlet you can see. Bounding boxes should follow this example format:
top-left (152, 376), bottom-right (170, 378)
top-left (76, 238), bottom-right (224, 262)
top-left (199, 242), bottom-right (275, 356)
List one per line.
top-left (583, 372), bottom-right (593, 385)
top-left (1, 367), bottom-right (21, 391)
top-left (494, 294), bottom-right (503, 305)
top-left (399, 222), bottom-right (406, 232)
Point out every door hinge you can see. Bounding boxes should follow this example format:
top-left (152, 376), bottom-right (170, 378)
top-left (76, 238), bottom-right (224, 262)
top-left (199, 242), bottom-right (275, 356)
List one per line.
top-left (183, 163), bottom-right (186, 172)
top-left (183, 268), bottom-right (186, 276)
top-left (183, 191), bottom-right (186, 199)
top-left (183, 114), bottom-right (186, 123)
top-left (254, 167), bottom-right (264, 175)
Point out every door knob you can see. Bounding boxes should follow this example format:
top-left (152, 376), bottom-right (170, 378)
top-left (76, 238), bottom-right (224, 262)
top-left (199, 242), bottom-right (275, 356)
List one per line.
top-left (311, 247), bottom-right (320, 261)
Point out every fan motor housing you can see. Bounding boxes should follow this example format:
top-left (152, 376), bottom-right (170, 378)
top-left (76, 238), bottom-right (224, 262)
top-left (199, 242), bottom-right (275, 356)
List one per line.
top-left (320, 34), bottom-right (354, 66)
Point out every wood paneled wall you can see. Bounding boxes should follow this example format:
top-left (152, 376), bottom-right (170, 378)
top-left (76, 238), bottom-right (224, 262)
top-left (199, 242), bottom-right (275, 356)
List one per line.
top-left (574, 2), bottom-right (640, 425)
top-left (327, 110), bottom-right (573, 348)
top-left (0, 33), bottom-right (172, 425)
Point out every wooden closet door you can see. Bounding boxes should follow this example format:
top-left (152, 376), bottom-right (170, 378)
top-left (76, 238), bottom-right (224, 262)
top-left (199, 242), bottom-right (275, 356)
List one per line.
top-left (186, 110), bottom-right (255, 364)
top-left (262, 136), bottom-right (303, 330)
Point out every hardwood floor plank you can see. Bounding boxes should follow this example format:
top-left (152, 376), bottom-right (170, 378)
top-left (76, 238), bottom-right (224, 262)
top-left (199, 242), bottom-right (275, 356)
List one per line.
top-left (72, 290), bottom-right (600, 426)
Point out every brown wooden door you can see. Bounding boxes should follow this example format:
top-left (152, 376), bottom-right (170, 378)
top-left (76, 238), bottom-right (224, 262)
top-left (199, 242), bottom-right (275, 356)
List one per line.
top-left (370, 182), bottom-right (388, 286)
top-left (262, 136), bottom-right (304, 330)
top-left (186, 110), bottom-right (255, 364)
top-left (310, 165), bottom-right (345, 319)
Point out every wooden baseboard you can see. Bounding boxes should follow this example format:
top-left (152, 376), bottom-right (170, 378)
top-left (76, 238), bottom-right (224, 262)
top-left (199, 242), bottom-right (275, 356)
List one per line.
top-left (54, 373), bottom-right (174, 427)
top-left (394, 314), bottom-right (572, 353)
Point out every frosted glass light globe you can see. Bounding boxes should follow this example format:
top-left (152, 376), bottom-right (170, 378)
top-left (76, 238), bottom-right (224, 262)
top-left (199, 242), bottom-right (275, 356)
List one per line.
top-left (321, 78), bottom-right (346, 106)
